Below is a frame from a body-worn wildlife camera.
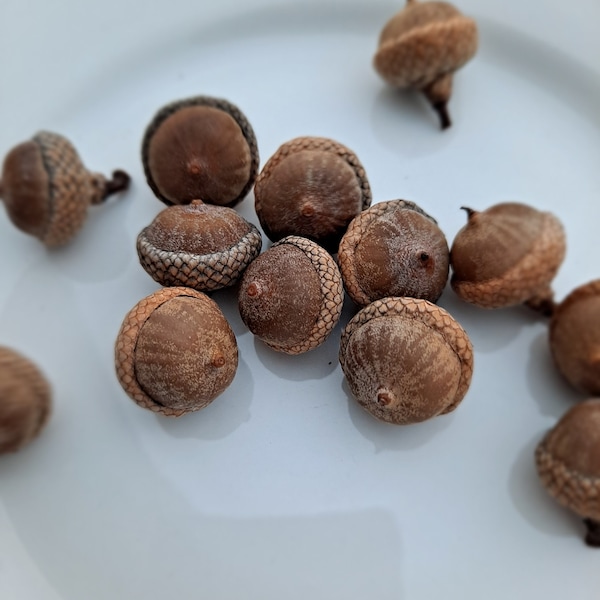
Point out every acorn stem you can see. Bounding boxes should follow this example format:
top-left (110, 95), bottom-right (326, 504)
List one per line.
top-left (433, 101), bottom-right (452, 130)
top-left (102, 170), bottom-right (131, 200)
top-left (525, 287), bottom-right (557, 318)
top-left (584, 518), bottom-right (600, 548)
top-left (460, 206), bottom-right (478, 221)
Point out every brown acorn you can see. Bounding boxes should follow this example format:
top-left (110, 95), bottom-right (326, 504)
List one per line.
top-left (373, 0), bottom-right (478, 128)
top-left (549, 280), bottom-right (600, 395)
top-left (450, 202), bottom-right (566, 313)
top-left (0, 346), bottom-right (52, 454)
top-left (137, 200), bottom-right (262, 292)
top-left (339, 296), bottom-right (473, 425)
top-left (338, 199), bottom-right (449, 306)
top-left (141, 96), bottom-right (259, 207)
top-left (0, 131), bottom-right (130, 247)
top-left (535, 399), bottom-right (600, 547)
top-left (115, 287), bottom-right (238, 417)
top-left (238, 236), bottom-right (344, 354)
top-left (254, 136), bottom-right (371, 253)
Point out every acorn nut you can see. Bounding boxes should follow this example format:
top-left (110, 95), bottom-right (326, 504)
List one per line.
top-left (238, 236), bottom-right (344, 354)
top-left (115, 287), bottom-right (238, 416)
top-left (339, 297), bottom-right (473, 425)
top-left (338, 199), bottom-right (449, 306)
top-left (0, 131), bottom-right (130, 247)
top-left (535, 399), bottom-right (600, 547)
top-left (373, 0), bottom-right (478, 128)
top-left (0, 346), bottom-right (52, 454)
top-left (142, 96), bottom-right (259, 207)
top-left (550, 280), bottom-right (600, 395)
top-left (137, 200), bottom-right (262, 292)
top-left (254, 136), bottom-right (371, 253)
top-left (450, 202), bottom-right (566, 313)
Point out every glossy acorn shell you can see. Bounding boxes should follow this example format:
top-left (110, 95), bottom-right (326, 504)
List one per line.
top-left (339, 296), bottom-right (473, 425)
top-left (141, 96), bottom-right (259, 207)
top-left (0, 346), bottom-right (52, 454)
top-left (254, 136), bottom-right (371, 253)
top-left (338, 199), bottom-right (449, 306)
top-left (137, 200), bottom-right (262, 292)
top-left (450, 203), bottom-right (566, 309)
top-left (115, 287), bottom-right (238, 417)
top-left (238, 235), bottom-right (344, 354)
top-left (550, 280), bottom-right (600, 395)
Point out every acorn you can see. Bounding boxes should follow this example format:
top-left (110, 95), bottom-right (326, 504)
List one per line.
top-left (450, 202), bottom-right (566, 313)
top-left (373, 0), bottom-right (478, 129)
top-left (535, 399), bottom-right (600, 547)
top-left (141, 96), bottom-right (259, 207)
top-left (0, 131), bottom-right (130, 247)
top-left (137, 200), bottom-right (262, 292)
top-left (338, 199), bottom-right (449, 306)
top-left (115, 287), bottom-right (238, 416)
top-left (549, 280), bottom-right (600, 395)
top-left (238, 236), bottom-right (344, 354)
top-left (0, 346), bottom-right (52, 454)
top-left (339, 296), bottom-right (473, 425)
top-left (254, 136), bottom-right (371, 253)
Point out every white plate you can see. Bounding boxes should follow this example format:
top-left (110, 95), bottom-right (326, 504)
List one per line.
top-left (1, 1), bottom-right (599, 598)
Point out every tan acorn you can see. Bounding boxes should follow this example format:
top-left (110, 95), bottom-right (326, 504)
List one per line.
top-left (141, 95), bottom-right (259, 207)
top-left (450, 202), bottom-right (566, 314)
top-left (550, 280), bottom-right (600, 395)
top-left (338, 199), bottom-right (449, 306)
top-left (339, 296), bottom-right (473, 425)
top-left (0, 346), bottom-right (52, 454)
top-left (535, 399), bottom-right (600, 547)
top-left (373, 0), bottom-right (478, 128)
top-left (115, 287), bottom-right (238, 417)
top-left (254, 136), bottom-right (371, 253)
top-left (238, 236), bottom-right (344, 354)
top-left (137, 200), bottom-right (262, 292)
top-left (0, 131), bottom-right (130, 247)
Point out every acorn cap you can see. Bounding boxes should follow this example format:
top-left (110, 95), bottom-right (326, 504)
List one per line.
top-left (137, 200), bottom-right (262, 292)
top-left (339, 296), bottom-right (473, 425)
top-left (141, 96), bottom-right (259, 207)
top-left (0, 346), bottom-right (52, 454)
top-left (450, 203), bottom-right (566, 309)
top-left (0, 131), bottom-right (130, 247)
top-left (338, 199), bottom-right (449, 306)
top-left (535, 399), bottom-right (600, 545)
top-left (115, 287), bottom-right (238, 416)
top-left (254, 136), bottom-right (371, 252)
top-left (550, 279), bottom-right (600, 395)
top-left (238, 235), bottom-right (344, 354)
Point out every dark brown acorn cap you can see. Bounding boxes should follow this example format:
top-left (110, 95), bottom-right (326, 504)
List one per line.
top-left (141, 96), bottom-right (259, 207)
top-left (137, 200), bottom-right (262, 292)
top-left (115, 287), bottom-right (238, 416)
top-left (254, 136), bottom-right (371, 253)
top-left (338, 199), bottom-right (449, 306)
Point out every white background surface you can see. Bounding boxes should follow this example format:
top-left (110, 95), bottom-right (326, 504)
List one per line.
top-left (1, 0), bottom-right (599, 598)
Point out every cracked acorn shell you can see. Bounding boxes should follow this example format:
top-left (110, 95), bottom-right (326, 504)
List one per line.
top-left (141, 96), bottom-right (259, 207)
top-left (238, 235), bottom-right (344, 354)
top-left (450, 202), bottom-right (566, 311)
top-left (535, 399), bottom-right (600, 547)
top-left (0, 347), bottom-right (52, 454)
top-left (137, 200), bottom-right (262, 292)
top-left (373, 0), bottom-right (478, 129)
top-left (339, 297), bottom-right (473, 425)
top-left (550, 280), bottom-right (600, 395)
top-left (0, 131), bottom-right (129, 247)
top-left (254, 136), bottom-right (372, 253)
top-left (115, 287), bottom-right (238, 417)
top-left (338, 199), bottom-right (449, 306)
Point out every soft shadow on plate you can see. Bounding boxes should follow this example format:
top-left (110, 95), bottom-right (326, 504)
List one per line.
top-left (508, 430), bottom-right (583, 540)
top-left (156, 357), bottom-right (253, 441)
top-left (526, 331), bottom-right (583, 419)
top-left (342, 379), bottom-right (454, 453)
